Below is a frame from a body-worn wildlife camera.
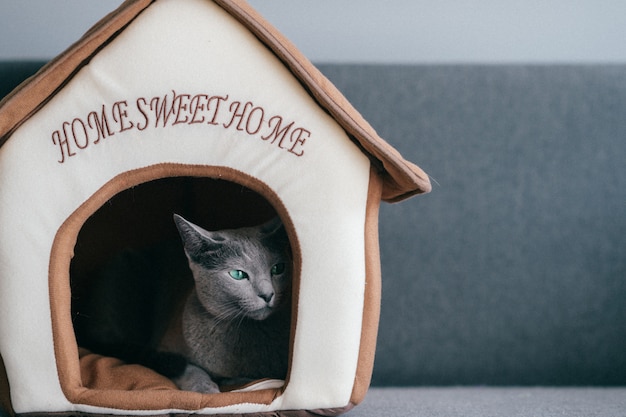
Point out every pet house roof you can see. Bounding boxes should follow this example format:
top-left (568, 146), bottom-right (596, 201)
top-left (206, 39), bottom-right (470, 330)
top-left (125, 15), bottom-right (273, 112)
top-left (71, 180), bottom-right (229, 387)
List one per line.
top-left (0, 0), bottom-right (431, 202)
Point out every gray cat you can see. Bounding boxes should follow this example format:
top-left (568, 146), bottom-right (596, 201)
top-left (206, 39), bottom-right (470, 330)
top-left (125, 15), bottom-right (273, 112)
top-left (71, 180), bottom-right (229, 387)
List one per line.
top-left (73, 215), bottom-right (292, 393)
top-left (171, 214), bottom-right (292, 392)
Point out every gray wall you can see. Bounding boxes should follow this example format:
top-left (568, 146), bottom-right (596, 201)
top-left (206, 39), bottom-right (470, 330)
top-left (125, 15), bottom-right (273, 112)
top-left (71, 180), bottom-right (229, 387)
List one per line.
top-left (2, 0), bottom-right (626, 63)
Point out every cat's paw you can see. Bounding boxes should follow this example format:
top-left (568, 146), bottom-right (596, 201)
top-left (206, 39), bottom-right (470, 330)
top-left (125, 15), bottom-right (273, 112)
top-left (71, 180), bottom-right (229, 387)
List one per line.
top-left (172, 363), bottom-right (220, 393)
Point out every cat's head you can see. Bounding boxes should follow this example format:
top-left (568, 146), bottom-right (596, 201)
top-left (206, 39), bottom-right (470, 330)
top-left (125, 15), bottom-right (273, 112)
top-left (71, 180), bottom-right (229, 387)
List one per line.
top-left (173, 214), bottom-right (292, 321)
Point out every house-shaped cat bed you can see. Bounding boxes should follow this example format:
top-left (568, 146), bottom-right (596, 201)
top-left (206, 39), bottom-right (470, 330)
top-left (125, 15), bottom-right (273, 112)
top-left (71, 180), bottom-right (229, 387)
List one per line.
top-left (0, 0), bottom-right (430, 415)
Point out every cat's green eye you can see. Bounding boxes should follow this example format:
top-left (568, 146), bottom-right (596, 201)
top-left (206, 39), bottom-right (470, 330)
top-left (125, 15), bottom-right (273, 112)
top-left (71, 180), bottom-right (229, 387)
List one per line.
top-left (229, 269), bottom-right (249, 280)
top-left (271, 263), bottom-right (286, 276)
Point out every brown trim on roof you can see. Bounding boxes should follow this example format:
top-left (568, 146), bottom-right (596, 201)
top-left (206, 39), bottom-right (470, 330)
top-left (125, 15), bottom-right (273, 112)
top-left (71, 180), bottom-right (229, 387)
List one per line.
top-left (0, 0), bottom-right (430, 201)
top-left (213, 0), bottom-right (431, 200)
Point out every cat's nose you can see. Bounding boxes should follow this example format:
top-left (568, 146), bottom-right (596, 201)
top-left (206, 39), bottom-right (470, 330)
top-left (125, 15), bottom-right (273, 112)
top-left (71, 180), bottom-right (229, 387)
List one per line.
top-left (260, 292), bottom-right (274, 303)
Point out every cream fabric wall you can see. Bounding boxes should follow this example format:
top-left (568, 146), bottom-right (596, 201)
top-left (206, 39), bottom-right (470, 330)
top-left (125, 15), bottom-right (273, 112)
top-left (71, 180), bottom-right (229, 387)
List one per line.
top-left (0, 0), bottom-right (371, 413)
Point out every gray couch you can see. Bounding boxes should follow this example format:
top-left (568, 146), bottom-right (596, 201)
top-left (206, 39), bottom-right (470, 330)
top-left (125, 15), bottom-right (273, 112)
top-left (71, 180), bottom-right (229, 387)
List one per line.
top-left (1, 62), bottom-right (625, 416)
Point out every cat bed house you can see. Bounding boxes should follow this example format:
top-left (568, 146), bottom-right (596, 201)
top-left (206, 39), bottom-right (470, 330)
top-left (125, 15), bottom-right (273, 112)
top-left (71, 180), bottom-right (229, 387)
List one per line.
top-left (0, 0), bottom-right (430, 416)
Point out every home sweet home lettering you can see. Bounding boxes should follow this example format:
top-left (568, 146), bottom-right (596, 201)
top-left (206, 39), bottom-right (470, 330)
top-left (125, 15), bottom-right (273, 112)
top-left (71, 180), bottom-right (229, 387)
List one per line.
top-left (51, 90), bottom-right (311, 163)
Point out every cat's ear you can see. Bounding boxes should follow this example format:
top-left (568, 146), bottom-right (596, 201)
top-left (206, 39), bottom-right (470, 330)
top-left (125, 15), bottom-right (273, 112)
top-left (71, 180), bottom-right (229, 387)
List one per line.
top-left (173, 214), bottom-right (223, 257)
top-left (259, 217), bottom-right (290, 253)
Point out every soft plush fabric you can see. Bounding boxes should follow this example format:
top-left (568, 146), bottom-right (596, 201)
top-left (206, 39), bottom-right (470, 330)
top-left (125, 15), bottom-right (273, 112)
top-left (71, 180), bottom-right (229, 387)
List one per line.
top-left (1, 63), bottom-right (625, 416)
top-left (0, 8), bottom-right (429, 413)
top-left (0, 1), bottom-right (426, 414)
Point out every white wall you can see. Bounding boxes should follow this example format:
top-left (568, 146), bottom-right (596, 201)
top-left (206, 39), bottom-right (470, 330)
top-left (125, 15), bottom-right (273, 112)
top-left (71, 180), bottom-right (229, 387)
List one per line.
top-left (1, 0), bottom-right (626, 63)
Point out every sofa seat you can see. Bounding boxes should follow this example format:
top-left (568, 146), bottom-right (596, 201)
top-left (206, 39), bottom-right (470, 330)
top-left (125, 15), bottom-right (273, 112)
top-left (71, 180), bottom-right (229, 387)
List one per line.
top-left (347, 387), bottom-right (626, 417)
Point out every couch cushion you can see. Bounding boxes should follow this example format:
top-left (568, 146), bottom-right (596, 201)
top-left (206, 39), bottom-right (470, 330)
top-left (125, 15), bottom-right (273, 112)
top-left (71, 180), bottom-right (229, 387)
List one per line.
top-left (319, 64), bottom-right (626, 386)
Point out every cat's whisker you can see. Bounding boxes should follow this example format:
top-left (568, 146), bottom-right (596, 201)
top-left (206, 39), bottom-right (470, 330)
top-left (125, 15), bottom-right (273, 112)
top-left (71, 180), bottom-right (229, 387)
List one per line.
top-left (208, 302), bottom-right (246, 330)
top-left (235, 310), bottom-right (248, 332)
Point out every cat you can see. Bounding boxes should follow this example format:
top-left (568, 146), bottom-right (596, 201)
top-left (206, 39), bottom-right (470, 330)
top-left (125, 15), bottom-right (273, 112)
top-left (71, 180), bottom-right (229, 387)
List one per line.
top-left (72, 214), bottom-right (292, 393)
